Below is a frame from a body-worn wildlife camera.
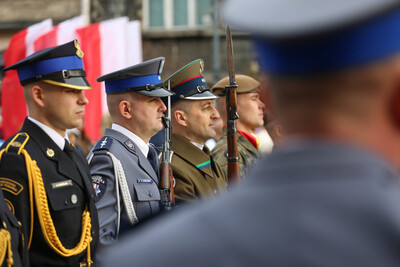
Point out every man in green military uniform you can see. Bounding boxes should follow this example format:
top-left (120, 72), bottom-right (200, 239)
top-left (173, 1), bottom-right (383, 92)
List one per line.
top-left (211, 75), bottom-right (265, 179)
top-left (165, 59), bottom-right (227, 205)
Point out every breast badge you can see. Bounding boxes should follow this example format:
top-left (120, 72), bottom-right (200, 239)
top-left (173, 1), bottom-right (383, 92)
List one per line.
top-left (91, 175), bottom-right (106, 200)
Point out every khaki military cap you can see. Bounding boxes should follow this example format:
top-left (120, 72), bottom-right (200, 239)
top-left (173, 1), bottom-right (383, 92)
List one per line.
top-left (211, 75), bottom-right (260, 96)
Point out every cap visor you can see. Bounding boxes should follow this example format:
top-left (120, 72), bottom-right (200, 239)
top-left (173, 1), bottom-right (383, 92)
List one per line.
top-left (43, 76), bottom-right (92, 90)
top-left (137, 87), bottom-right (175, 97)
top-left (184, 90), bottom-right (218, 100)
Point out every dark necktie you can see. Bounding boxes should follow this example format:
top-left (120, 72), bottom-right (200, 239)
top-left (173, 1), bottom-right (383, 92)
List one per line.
top-left (203, 146), bottom-right (217, 173)
top-left (64, 139), bottom-right (75, 161)
top-left (147, 146), bottom-right (159, 175)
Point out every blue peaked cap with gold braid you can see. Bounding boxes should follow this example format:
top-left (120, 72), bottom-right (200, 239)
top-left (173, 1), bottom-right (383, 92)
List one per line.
top-left (4, 40), bottom-right (91, 90)
top-left (97, 57), bottom-right (174, 97)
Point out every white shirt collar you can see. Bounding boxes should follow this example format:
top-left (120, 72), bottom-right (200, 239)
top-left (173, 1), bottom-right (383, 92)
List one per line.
top-left (28, 117), bottom-right (68, 150)
top-left (190, 141), bottom-right (204, 151)
top-left (112, 123), bottom-right (149, 156)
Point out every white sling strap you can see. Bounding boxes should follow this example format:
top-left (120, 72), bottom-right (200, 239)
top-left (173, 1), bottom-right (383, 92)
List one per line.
top-left (87, 152), bottom-right (138, 239)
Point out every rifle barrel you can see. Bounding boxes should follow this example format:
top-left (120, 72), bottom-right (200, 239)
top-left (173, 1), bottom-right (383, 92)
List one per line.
top-left (225, 25), bottom-right (241, 185)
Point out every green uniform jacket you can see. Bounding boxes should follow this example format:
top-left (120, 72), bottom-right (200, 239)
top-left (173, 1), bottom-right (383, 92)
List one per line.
top-left (171, 134), bottom-right (227, 205)
top-left (212, 128), bottom-right (261, 179)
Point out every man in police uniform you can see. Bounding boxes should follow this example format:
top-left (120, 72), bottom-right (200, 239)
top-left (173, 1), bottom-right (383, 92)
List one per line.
top-left (165, 59), bottom-right (227, 205)
top-left (211, 75), bottom-right (265, 179)
top-left (0, 40), bottom-right (99, 266)
top-left (87, 57), bottom-right (174, 247)
top-left (98, 1), bottom-right (400, 266)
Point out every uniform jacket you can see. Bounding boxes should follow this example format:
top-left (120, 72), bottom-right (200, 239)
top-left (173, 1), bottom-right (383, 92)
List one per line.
top-left (0, 187), bottom-right (25, 267)
top-left (87, 128), bottom-right (161, 247)
top-left (99, 140), bottom-right (400, 267)
top-left (0, 118), bottom-right (99, 267)
top-left (171, 134), bottom-right (227, 204)
top-left (212, 128), bottom-right (261, 179)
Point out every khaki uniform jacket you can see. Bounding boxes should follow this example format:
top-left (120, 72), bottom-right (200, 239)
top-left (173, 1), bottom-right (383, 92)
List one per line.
top-left (212, 128), bottom-right (261, 179)
top-left (171, 134), bottom-right (227, 205)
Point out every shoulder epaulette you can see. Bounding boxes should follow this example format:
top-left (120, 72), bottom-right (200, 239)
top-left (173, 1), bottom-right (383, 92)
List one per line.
top-left (5, 132), bottom-right (29, 154)
top-left (93, 136), bottom-right (113, 151)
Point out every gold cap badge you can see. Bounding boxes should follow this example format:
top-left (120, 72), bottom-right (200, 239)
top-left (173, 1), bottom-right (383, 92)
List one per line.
top-left (74, 40), bottom-right (84, 58)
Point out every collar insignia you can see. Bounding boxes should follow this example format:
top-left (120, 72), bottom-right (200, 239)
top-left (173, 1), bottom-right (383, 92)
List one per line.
top-left (46, 148), bottom-right (55, 157)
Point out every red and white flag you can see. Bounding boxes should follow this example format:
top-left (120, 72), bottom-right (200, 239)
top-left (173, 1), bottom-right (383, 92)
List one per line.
top-left (1, 17), bottom-right (143, 143)
top-left (77, 17), bottom-right (143, 142)
top-left (127, 20), bottom-right (143, 66)
top-left (34, 16), bottom-right (85, 51)
top-left (1, 19), bottom-right (53, 139)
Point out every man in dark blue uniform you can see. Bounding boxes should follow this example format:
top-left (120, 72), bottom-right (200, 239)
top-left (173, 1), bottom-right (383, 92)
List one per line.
top-left (98, 1), bottom-right (400, 266)
top-left (87, 58), bottom-right (174, 248)
top-left (0, 40), bottom-right (99, 266)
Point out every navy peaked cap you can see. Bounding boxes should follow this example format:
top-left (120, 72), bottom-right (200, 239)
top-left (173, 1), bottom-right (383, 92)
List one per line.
top-left (222, 0), bottom-right (400, 75)
top-left (4, 40), bottom-right (91, 90)
top-left (97, 57), bottom-right (174, 97)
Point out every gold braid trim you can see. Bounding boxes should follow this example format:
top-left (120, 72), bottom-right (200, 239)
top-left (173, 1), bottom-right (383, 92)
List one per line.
top-left (0, 133), bottom-right (93, 265)
top-left (0, 229), bottom-right (14, 267)
top-left (2, 133), bottom-right (34, 248)
top-left (22, 150), bottom-right (92, 263)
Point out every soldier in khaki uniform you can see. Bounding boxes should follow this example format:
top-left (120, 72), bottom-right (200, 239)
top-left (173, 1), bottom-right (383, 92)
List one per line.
top-left (211, 75), bottom-right (265, 179)
top-left (165, 59), bottom-right (227, 204)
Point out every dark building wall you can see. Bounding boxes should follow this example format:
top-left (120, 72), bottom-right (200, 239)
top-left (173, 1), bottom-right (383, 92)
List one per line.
top-left (0, 0), bottom-right (81, 29)
top-left (143, 32), bottom-right (257, 85)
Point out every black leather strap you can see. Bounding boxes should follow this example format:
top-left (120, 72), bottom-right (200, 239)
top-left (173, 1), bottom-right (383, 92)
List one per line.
top-left (125, 82), bottom-right (165, 92)
top-left (179, 86), bottom-right (210, 99)
top-left (21, 69), bottom-right (87, 85)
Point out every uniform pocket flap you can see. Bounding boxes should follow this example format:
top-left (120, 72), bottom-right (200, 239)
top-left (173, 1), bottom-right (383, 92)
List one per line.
top-left (134, 183), bottom-right (160, 201)
top-left (47, 184), bottom-right (82, 211)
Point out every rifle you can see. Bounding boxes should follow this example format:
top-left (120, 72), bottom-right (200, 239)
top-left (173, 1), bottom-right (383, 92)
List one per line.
top-left (159, 81), bottom-right (175, 210)
top-left (225, 25), bottom-right (241, 185)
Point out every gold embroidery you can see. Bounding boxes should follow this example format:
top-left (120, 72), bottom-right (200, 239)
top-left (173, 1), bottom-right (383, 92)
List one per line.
top-left (0, 178), bottom-right (23, 196)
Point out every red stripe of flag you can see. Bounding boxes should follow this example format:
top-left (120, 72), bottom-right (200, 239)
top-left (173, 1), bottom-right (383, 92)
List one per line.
top-left (76, 23), bottom-right (103, 143)
top-left (1, 29), bottom-right (28, 139)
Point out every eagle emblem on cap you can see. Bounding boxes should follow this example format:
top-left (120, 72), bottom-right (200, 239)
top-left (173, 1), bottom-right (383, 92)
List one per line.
top-left (199, 60), bottom-right (204, 73)
top-left (74, 40), bottom-right (84, 58)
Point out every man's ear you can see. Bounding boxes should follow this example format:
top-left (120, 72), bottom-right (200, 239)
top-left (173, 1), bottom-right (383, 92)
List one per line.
top-left (174, 110), bottom-right (188, 127)
top-left (31, 85), bottom-right (45, 107)
top-left (119, 100), bottom-right (132, 119)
